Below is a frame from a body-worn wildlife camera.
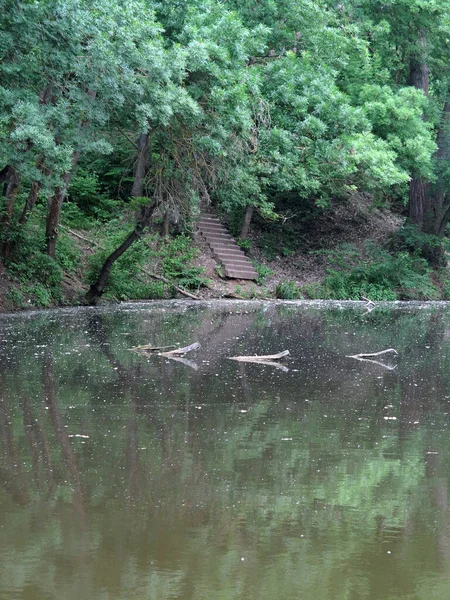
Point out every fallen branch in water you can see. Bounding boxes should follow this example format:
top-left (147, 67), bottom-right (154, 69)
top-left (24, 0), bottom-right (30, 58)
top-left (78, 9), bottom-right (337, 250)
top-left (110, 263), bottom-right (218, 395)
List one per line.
top-left (129, 344), bottom-right (177, 354)
top-left (347, 348), bottom-right (398, 360)
top-left (351, 358), bottom-right (397, 371)
top-left (347, 348), bottom-right (398, 371)
top-left (245, 360), bottom-right (289, 371)
top-left (164, 356), bottom-right (199, 370)
top-left (228, 350), bottom-right (290, 362)
top-left (160, 342), bottom-right (201, 356)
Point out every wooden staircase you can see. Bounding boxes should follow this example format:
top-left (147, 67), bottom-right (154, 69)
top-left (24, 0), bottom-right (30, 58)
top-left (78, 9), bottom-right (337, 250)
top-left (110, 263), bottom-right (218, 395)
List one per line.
top-left (198, 214), bottom-right (257, 280)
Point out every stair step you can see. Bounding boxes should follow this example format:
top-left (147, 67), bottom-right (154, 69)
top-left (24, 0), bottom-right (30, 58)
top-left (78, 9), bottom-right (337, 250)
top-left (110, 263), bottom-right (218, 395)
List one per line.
top-left (215, 254), bottom-right (250, 263)
top-left (223, 269), bottom-right (257, 280)
top-left (199, 212), bottom-right (257, 280)
top-left (208, 239), bottom-right (243, 249)
top-left (199, 221), bottom-right (225, 228)
top-left (213, 250), bottom-right (249, 261)
top-left (210, 246), bottom-right (245, 256)
top-left (198, 219), bottom-right (221, 228)
top-left (202, 231), bottom-right (234, 240)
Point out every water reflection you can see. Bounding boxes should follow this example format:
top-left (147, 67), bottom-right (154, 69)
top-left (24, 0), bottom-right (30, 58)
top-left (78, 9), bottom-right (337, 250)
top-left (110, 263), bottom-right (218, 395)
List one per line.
top-left (1, 302), bottom-right (450, 599)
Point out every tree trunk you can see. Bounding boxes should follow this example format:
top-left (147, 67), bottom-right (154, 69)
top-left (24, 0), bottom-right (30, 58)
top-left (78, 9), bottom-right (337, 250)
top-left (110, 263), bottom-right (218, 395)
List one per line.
top-left (131, 133), bottom-right (149, 197)
top-left (432, 99), bottom-right (450, 236)
top-left (408, 177), bottom-right (427, 230)
top-left (239, 205), bottom-right (254, 241)
top-left (45, 151), bottom-right (81, 258)
top-left (163, 209), bottom-right (170, 237)
top-left (407, 40), bottom-right (429, 230)
top-left (19, 181), bottom-right (41, 225)
top-left (19, 157), bottom-right (47, 225)
top-left (2, 167), bottom-right (20, 261)
top-left (45, 89), bottom-right (96, 258)
top-left (86, 203), bottom-right (156, 304)
top-left (86, 130), bottom-right (153, 304)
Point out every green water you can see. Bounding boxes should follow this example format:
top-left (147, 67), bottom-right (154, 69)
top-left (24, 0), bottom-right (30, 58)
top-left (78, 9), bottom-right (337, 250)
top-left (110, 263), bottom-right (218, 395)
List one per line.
top-left (1, 301), bottom-right (450, 600)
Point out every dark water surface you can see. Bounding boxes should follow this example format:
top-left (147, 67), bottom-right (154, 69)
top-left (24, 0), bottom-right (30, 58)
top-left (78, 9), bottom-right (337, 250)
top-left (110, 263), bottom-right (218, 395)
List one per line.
top-left (1, 300), bottom-right (450, 600)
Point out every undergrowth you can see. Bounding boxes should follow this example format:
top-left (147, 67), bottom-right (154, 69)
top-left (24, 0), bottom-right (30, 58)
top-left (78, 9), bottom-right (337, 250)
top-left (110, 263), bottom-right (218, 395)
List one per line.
top-left (302, 242), bottom-right (441, 301)
top-left (3, 221), bottom-right (80, 308)
top-left (86, 225), bottom-right (208, 301)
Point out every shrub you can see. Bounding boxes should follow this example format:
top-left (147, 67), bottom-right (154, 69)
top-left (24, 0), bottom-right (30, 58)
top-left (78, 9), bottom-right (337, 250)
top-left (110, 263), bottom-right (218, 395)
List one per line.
top-left (320, 242), bottom-right (439, 301)
top-left (275, 279), bottom-right (302, 299)
top-left (253, 262), bottom-right (274, 284)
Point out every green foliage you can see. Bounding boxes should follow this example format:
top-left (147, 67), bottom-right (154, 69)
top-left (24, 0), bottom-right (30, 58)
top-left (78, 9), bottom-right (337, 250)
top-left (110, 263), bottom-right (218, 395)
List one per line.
top-left (1, 216), bottom-right (80, 307)
top-left (252, 262), bottom-right (273, 285)
top-left (237, 238), bottom-right (251, 251)
top-left (68, 171), bottom-right (122, 222)
top-left (3, 0), bottom-right (450, 306)
top-left (319, 243), bottom-right (439, 301)
top-left (275, 279), bottom-right (302, 300)
top-left (87, 228), bottom-right (207, 300)
top-left (161, 235), bottom-right (208, 290)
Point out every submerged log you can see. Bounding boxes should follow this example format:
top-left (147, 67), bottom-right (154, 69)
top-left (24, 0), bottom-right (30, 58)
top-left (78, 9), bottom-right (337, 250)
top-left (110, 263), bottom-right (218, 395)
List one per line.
top-left (228, 350), bottom-right (290, 363)
top-left (347, 348), bottom-right (398, 371)
top-left (129, 342), bottom-right (200, 356)
top-left (129, 344), bottom-right (177, 353)
top-left (160, 343), bottom-right (201, 356)
top-left (347, 349), bottom-right (398, 360)
top-left (164, 356), bottom-right (199, 370)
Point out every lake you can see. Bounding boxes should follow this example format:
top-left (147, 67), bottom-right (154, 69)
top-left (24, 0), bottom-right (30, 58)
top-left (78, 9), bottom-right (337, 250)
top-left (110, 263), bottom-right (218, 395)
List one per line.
top-left (1, 300), bottom-right (450, 600)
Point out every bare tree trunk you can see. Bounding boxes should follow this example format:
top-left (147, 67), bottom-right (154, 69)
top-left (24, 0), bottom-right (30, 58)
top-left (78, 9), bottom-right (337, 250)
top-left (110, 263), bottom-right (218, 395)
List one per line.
top-left (408, 177), bottom-right (427, 230)
top-left (86, 130), bottom-right (153, 303)
top-left (19, 157), bottom-right (47, 225)
top-left (239, 205), bottom-right (254, 241)
top-left (86, 202), bottom-right (156, 304)
top-left (407, 40), bottom-right (429, 230)
top-left (131, 133), bottom-right (149, 197)
top-left (163, 209), bottom-right (170, 237)
top-left (2, 167), bottom-right (20, 262)
top-left (46, 89), bottom-right (96, 258)
top-left (46, 152), bottom-right (80, 258)
top-left (433, 99), bottom-right (450, 236)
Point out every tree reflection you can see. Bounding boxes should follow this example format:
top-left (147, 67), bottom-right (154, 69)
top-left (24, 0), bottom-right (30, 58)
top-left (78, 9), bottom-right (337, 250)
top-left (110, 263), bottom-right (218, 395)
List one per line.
top-left (0, 305), bottom-right (450, 599)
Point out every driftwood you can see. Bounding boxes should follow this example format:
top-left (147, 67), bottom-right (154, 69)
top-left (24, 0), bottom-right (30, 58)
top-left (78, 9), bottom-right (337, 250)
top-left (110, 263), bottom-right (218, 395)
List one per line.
top-left (163, 356), bottom-right (199, 370)
top-left (243, 360), bottom-right (289, 372)
top-left (347, 348), bottom-right (398, 371)
top-left (129, 342), bottom-right (200, 356)
top-left (159, 342), bottom-right (201, 356)
top-left (129, 344), bottom-right (177, 354)
top-left (347, 348), bottom-right (398, 360)
top-left (59, 225), bottom-right (199, 300)
top-left (229, 350), bottom-right (289, 362)
top-left (129, 342), bottom-right (200, 369)
top-left (228, 350), bottom-right (290, 370)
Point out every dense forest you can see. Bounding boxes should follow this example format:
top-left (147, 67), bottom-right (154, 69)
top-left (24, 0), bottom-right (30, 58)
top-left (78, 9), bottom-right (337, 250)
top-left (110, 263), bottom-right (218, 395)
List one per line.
top-left (2, 0), bottom-right (450, 308)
